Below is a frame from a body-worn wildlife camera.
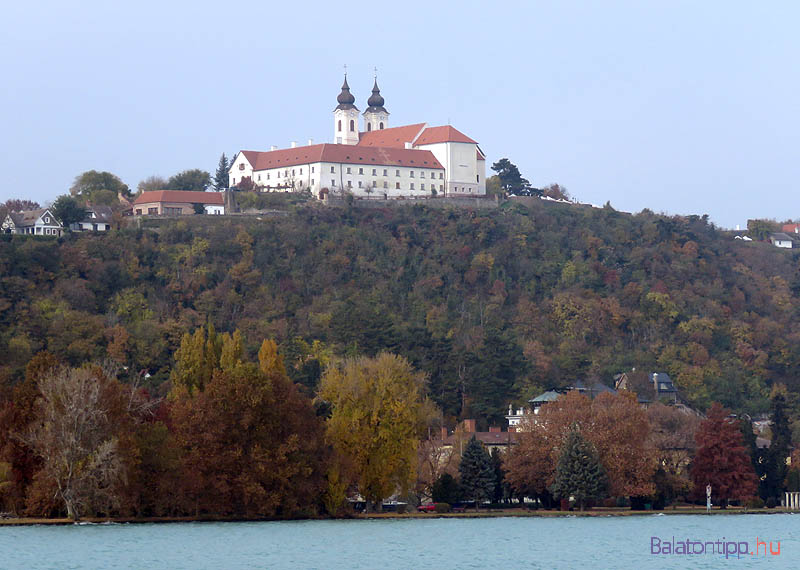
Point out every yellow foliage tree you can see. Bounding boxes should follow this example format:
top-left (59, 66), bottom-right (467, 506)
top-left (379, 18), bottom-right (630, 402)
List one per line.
top-left (318, 353), bottom-right (430, 509)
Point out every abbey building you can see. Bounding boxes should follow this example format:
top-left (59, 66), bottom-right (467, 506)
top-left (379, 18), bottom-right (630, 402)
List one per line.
top-left (229, 76), bottom-right (486, 198)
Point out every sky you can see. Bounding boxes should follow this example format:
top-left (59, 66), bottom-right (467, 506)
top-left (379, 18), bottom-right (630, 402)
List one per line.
top-left (1, 0), bottom-right (798, 229)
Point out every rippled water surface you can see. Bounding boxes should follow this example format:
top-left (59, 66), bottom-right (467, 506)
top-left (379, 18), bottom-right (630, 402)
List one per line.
top-left (1, 514), bottom-right (799, 569)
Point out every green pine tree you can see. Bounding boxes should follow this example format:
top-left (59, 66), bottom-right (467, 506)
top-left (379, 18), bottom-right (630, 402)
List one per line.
top-left (458, 435), bottom-right (495, 509)
top-left (551, 427), bottom-right (608, 511)
top-left (214, 153), bottom-right (230, 191)
top-left (761, 392), bottom-right (791, 500)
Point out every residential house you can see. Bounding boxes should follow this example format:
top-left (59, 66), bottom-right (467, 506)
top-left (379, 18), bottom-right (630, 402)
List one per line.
top-left (133, 191), bottom-right (225, 216)
top-left (71, 205), bottom-right (113, 232)
top-left (439, 419), bottom-right (519, 457)
top-left (769, 232), bottom-right (793, 248)
top-left (1, 208), bottom-right (63, 236)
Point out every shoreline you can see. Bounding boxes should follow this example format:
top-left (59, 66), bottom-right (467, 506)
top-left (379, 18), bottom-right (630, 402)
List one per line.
top-left (1, 506), bottom-right (794, 526)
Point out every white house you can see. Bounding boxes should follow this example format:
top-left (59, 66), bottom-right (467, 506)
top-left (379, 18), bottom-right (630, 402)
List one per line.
top-left (1, 208), bottom-right (63, 236)
top-left (229, 75), bottom-right (486, 199)
top-left (71, 205), bottom-right (113, 232)
top-left (769, 232), bottom-right (793, 249)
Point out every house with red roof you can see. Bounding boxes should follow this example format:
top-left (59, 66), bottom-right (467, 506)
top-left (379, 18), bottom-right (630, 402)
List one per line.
top-left (133, 191), bottom-right (225, 216)
top-left (229, 75), bottom-right (486, 199)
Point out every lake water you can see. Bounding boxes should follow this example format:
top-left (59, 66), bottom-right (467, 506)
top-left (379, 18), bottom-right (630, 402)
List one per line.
top-left (1, 514), bottom-right (798, 569)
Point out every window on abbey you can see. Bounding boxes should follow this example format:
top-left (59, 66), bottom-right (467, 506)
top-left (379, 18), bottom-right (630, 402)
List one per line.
top-left (346, 167), bottom-right (351, 174)
top-left (330, 166), bottom-right (335, 173)
top-left (383, 169), bottom-right (387, 176)
top-left (350, 120), bottom-right (355, 131)
top-left (358, 168), bottom-right (363, 175)
top-left (379, 122), bottom-right (384, 129)
top-left (338, 120), bottom-right (342, 132)
top-left (396, 182), bottom-right (400, 189)
top-left (395, 170), bottom-right (400, 176)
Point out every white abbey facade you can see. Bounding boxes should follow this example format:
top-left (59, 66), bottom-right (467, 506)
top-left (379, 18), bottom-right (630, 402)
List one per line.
top-left (229, 76), bottom-right (486, 198)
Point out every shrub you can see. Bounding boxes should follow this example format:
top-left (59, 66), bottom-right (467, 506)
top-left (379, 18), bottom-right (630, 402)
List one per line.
top-left (746, 497), bottom-right (765, 509)
top-left (765, 497), bottom-right (777, 509)
top-left (396, 504), bottom-right (407, 514)
top-left (434, 502), bottom-right (451, 513)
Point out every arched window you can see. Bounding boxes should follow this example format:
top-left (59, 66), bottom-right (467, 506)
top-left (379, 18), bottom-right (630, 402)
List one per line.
top-left (338, 120), bottom-right (342, 132)
top-left (367, 123), bottom-right (372, 132)
top-left (379, 122), bottom-right (384, 130)
top-left (349, 119), bottom-right (355, 131)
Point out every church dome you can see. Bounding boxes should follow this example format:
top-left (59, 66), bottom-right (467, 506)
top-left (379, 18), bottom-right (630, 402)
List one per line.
top-left (367, 79), bottom-right (385, 108)
top-left (336, 76), bottom-right (356, 109)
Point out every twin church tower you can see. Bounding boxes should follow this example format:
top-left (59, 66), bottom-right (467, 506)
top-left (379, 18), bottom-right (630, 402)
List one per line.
top-left (334, 75), bottom-right (389, 145)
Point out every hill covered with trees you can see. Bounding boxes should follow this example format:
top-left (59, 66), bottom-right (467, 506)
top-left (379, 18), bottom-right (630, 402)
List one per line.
top-left (2, 199), bottom-right (800, 428)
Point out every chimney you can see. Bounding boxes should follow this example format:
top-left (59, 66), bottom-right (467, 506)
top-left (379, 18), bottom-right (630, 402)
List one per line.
top-left (489, 426), bottom-right (501, 433)
top-left (464, 419), bottom-right (476, 433)
top-left (441, 426), bottom-right (448, 440)
top-left (308, 138), bottom-right (314, 146)
top-left (270, 145), bottom-right (277, 151)
top-left (291, 141), bottom-right (297, 148)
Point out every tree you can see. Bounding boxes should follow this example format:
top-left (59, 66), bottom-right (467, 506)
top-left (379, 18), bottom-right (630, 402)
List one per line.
top-left (691, 403), bottom-right (758, 507)
top-left (318, 353), bottom-right (431, 510)
top-left (23, 366), bottom-right (125, 520)
top-left (746, 219), bottom-right (779, 241)
top-left (431, 473), bottom-right (461, 504)
top-left (647, 403), bottom-right (700, 501)
top-left (170, 337), bottom-right (326, 517)
top-left (540, 184), bottom-right (571, 201)
top-left (166, 169), bottom-right (211, 192)
top-left (137, 176), bottom-right (167, 194)
top-left (760, 390), bottom-right (792, 501)
top-left (70, 170), bottom-right (130, 203)
top-left (4, 199), bottom-right (40, 212)
top-left (51, 195), bottom-right (86, 229)
top-left (458, 435), bottom-right (495, 509)
top-left (490, 158), bottom-right (539, 196)
top-left (550, 427), bottom-right (607, 511)
top-left (213, 154), bottom-right (230, 191)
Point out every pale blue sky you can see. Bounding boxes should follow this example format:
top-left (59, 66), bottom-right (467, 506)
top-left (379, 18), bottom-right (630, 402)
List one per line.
top-left (2, 1), bottom-right (797, 228)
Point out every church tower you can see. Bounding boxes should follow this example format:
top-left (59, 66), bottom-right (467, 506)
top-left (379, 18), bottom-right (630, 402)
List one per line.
top-left (333, 75), bottom-right (360, 145)
top-left (363, 76), bottom-right (389, 132)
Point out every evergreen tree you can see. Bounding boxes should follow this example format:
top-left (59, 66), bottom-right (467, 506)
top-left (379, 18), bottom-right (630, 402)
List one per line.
top-left (550, 427), bottom-right (607, 511)
top-left (761, 392), bottom-right (791, 500)
top-left (431, 473), bottom-right (461, 504)
top-left (458, 435), bottom-right (495, 509)
top-left (490, 447), bottom-right (507, 503)
top-left (213, 153), bottom-right (230, 191)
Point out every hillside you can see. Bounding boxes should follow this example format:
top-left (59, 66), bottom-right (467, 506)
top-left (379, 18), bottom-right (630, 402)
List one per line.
top-left (2, 199), bottom-right (799, 425)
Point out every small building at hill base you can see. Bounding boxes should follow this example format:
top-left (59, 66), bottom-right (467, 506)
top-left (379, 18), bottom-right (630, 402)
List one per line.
top-left (133, 191), bottom-right (225, 216)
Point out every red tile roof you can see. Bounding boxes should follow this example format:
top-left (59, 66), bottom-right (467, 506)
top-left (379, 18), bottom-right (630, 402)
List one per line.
top-left (415, 125), bottom-right (477, 145)
top-left (356, 123), bottom-right (427, 148)
top-left (781, 223), bottom-right (800, 234)
top-left (134, 191), bottom-right (224, 205)
top-left (240, 143), bottom-right (444, 170)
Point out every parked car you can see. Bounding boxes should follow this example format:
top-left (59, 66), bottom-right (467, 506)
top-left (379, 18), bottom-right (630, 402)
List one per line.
top-left (417, 503), bottom-right (436, 513)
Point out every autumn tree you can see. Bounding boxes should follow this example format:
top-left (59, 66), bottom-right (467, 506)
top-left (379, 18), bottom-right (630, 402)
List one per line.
top-left (4, 199), bottom-right (40, 212)
top-left (23, 366), bottom-right (126, 519)
top-left (691, 403), bottom-right (758, 507)
top-left (458, 435), bottom-right (495, 509)
top-left (504, 391), bottom-right (654, 504)
top-left (171, 337), bottom-right (326, 517)
top-left (318, 353), bottom-right (431, 511)
top-left (647, 403), bottom-right (701, 501)
top-left (551, 427), bottom-right (607, 511)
